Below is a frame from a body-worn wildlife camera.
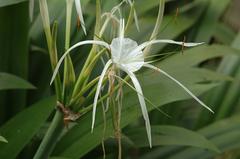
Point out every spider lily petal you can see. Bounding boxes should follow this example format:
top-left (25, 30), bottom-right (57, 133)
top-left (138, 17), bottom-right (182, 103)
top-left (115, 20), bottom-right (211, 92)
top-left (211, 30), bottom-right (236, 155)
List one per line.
top-left (75, 0), bottom-right (87, 35)
top-left (112, 74), bottom-right (170, 118)
top-left (130, 39), bottom-right (204, 56)
top-left (92, 60), bottom-right (113, 131)
top-left (144, 63), bottom-right (214, 113)
top-left (100, 13), bottom-right (119, 36)
top-left (133, 9), bottom-right (140, 31)
top-left (126, 0), bottom-right (140, 31)
top-left (111, 0), bottom-right (126, 15)
top-left (119, 19), bottom-right (125, 56)
top-left (119, 65), bottom-right (152, 147)
top-left (50, 40), bottom-right (110, 84)
top-left (119, 19), bottom-right (125, 39)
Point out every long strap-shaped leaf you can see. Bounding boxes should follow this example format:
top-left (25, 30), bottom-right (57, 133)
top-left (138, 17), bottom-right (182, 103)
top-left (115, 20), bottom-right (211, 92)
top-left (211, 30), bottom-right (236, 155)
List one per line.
top-left (92, 60), bottom-right (112, 131)
top-left (119, 65), bottom-right (152, 147)
top-left (144, 64), bottom-right (214, 113)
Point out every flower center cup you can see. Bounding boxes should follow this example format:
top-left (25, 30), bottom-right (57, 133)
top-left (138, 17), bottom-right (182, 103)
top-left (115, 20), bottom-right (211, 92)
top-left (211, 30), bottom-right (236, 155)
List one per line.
top-left (110, 37), bottom-right (145, 72)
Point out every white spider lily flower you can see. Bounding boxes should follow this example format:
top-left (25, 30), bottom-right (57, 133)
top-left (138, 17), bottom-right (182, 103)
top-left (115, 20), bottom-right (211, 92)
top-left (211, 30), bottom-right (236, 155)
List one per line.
top-left (74, 0), bottom-right (86, 35)
top-left (50, 19), bottom-right (212, 148)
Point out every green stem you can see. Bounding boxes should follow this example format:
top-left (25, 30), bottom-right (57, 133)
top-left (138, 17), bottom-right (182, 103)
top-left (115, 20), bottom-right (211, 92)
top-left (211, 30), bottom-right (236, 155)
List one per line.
top-left (34, 1), bottom-right (64, 159)
top-left (33, 110), bottom-right (63, 159)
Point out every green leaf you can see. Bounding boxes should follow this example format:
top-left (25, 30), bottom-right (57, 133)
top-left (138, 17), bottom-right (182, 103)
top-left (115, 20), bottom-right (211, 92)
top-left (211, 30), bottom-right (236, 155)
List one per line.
top-left (0, 1), bottom-right (30, 120)
top-left (0, 136), bottom-right (7, 143)
top-left (213, 22), bottom-right (235, 45)
top-left (0, 97), bottom-right (55, 159)
top-left (161, 115), bottom-right (240, 159)
top-left (195, 0), bottom-right (231, 42)
top-left (52, 45), bottom-right (238, 158)
top-left (158, 45), bottom-right (240, 70)
top-left (139, 115), bottom-right (240, 159)
top-left (0, 0), bottom-right (27, 7)
top-left (196, 32), bottom-right (240, 128)
top-left (0, 72), bottom-right (35, 90)
top-left (126, 125), bottom-right (219, 152)
top-left (50, 157), bottom-right (72, 159)
top-left (30, 0), bottom-right (91, 54)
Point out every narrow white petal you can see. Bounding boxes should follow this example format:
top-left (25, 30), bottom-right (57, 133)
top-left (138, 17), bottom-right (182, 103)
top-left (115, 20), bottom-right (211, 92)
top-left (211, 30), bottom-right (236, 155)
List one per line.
top-left (130, 39), bottom-right (204, 55)
top-left (118, 19), bottom-right (125, 61)
top-left (133, 9), bottom-right (140, 31)
top-left (120, 65), bottom-right (152, 147)
top-left (144, 64), bottom-right (214, 113)
top-left (100, 14), bottom-right (120, 37)
top-left (111, 0), bottom-right (126, 14)
top-left (119, 19), bottom-right (125, 40)
top-left (100, 1), bottom-right (125, 36)
top-left (75, 0), bottom-right (87, 35)
top-left (92, 60), bottom-right (112, 131)
top-left (127, 0), bottom-right (140, 31)
top-left (112, 74), bottom-right (170, 117)
top-left (100, 17), bottom-right (111, 37)
top-left (50, 40), bottom-right (110, 85)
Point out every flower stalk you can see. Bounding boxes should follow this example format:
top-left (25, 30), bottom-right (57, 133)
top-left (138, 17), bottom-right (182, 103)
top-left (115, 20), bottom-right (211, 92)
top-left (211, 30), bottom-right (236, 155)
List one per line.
top-left (33, 111), bottom-right (63, 159)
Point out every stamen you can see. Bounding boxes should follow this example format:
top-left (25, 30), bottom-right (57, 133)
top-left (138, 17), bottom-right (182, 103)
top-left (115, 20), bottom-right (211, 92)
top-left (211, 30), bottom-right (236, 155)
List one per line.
top-left (182, 36), bottom-right (186, 55)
